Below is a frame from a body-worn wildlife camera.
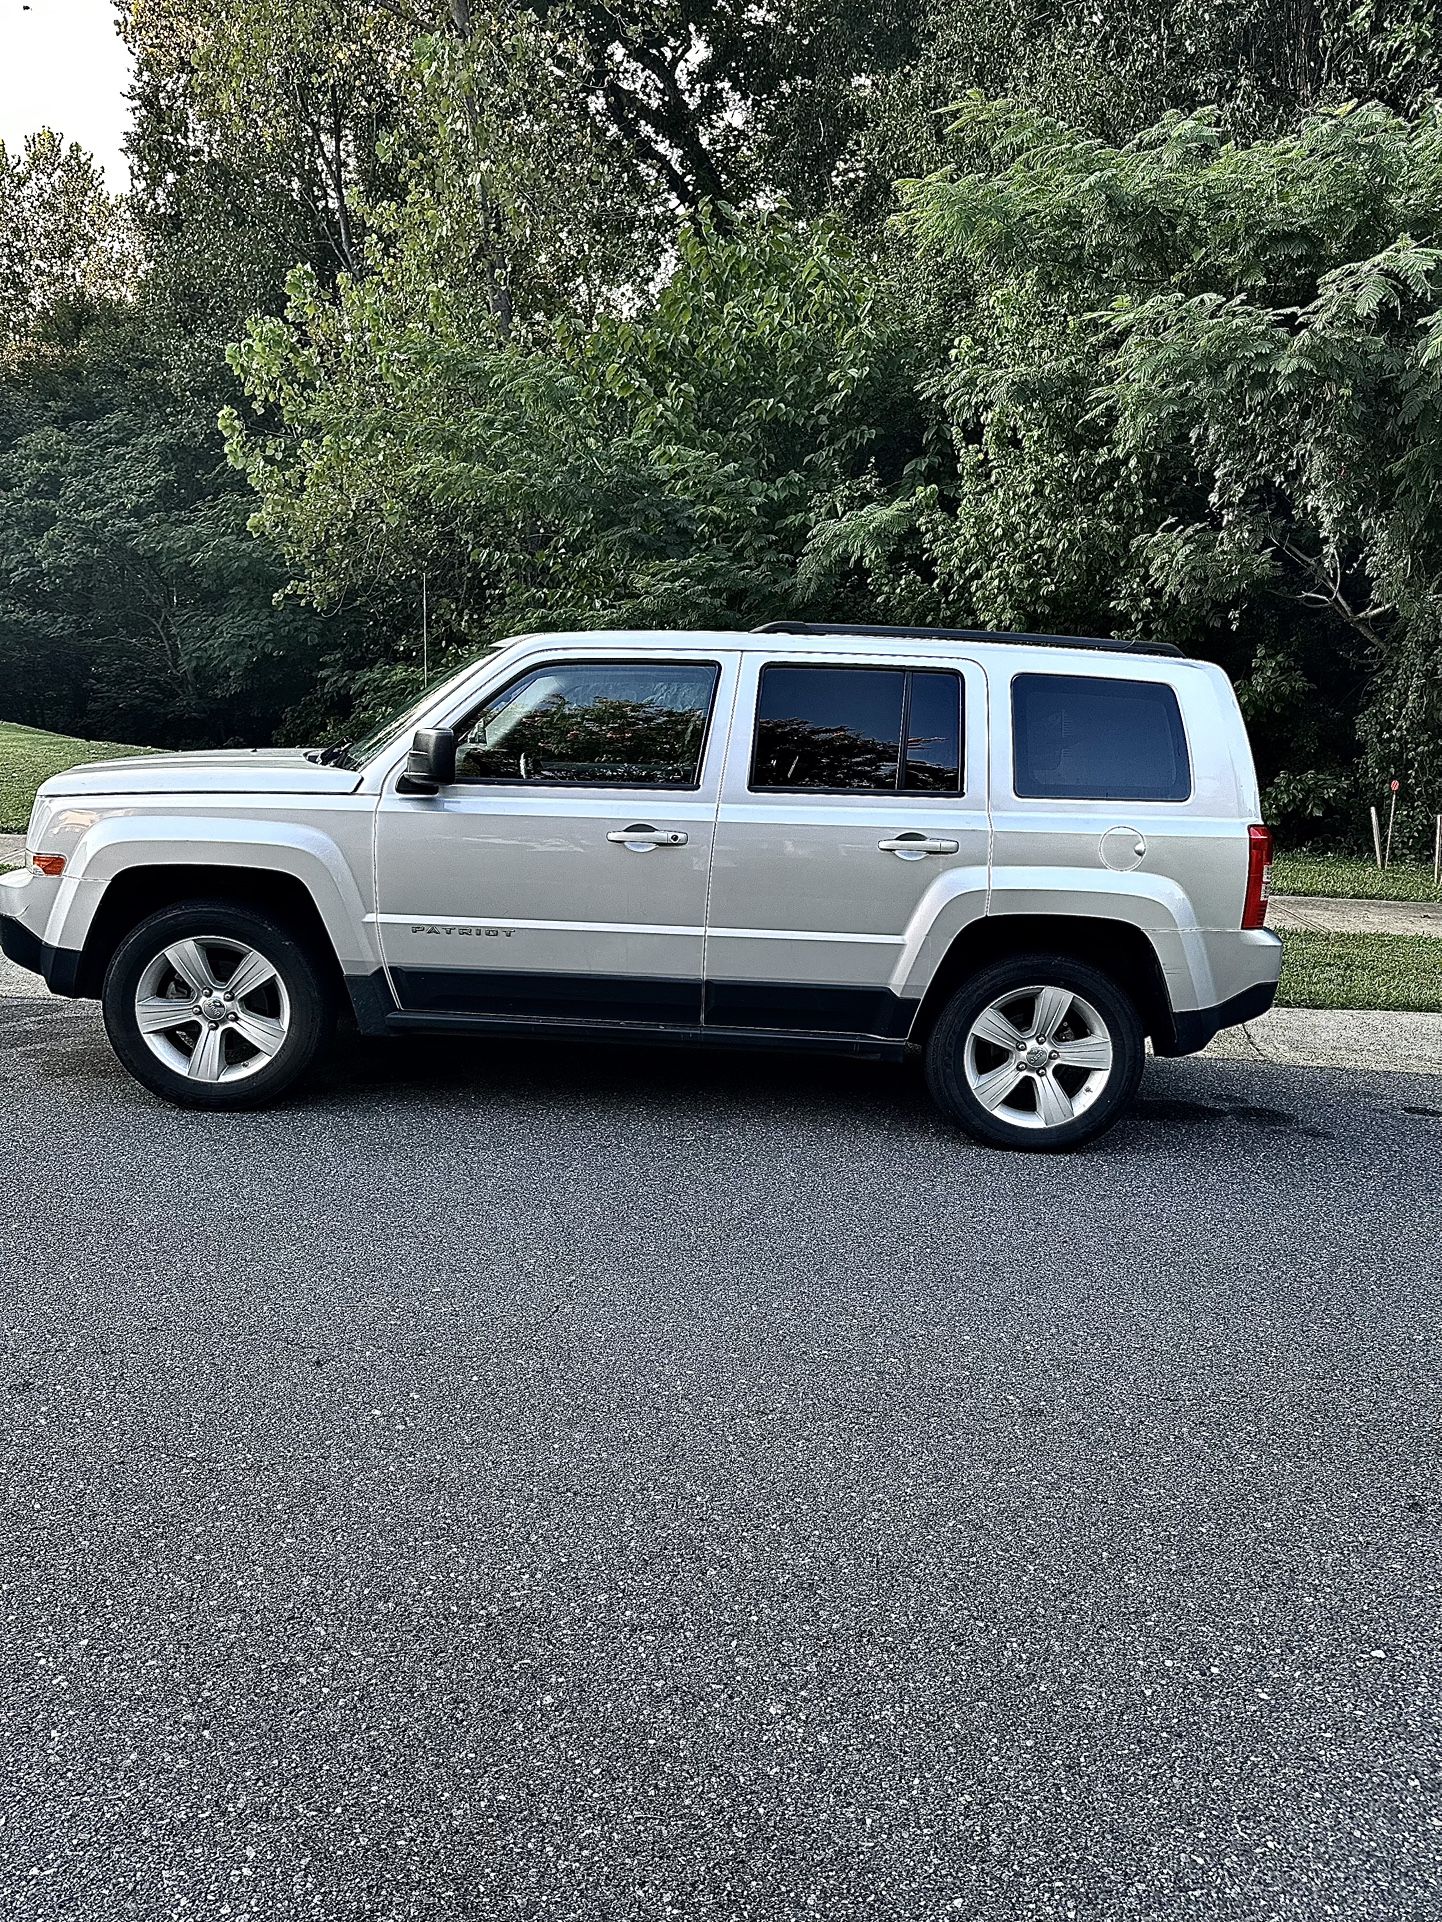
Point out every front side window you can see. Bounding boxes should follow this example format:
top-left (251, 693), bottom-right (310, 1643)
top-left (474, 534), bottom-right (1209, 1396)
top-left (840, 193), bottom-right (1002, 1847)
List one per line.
top-left (750, 665), bottom-right (962, 794)
top-left (454, 661), bottom-right (720, 787)
top-left (1012, 673), bottom-right (1191, 802)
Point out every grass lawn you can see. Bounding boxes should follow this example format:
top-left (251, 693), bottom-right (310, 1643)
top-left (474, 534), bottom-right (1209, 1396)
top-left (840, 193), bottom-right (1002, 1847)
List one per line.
top-left (1277, 929), bottom-right (1442, 1013)
top-left (1272, 852), bottom-right (1440, 901)
top-left (0, 720), bottom-right (147, 836)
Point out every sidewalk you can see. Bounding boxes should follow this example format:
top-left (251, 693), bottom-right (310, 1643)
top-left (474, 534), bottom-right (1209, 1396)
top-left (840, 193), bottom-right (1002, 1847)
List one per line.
top-left (1269, 893), bottom-right (1442, 937)
top-left (1203, 1005), bottom-right (1442, 1075)
top-left (0, 832), bottom-right (23, 869)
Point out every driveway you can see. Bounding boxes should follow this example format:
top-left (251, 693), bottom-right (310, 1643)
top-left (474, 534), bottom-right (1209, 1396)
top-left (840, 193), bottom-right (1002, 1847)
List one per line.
top-left (2, 999), bottom-right (1439, 1919)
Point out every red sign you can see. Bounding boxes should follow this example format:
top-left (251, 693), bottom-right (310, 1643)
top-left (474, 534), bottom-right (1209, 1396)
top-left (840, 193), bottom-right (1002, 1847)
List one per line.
top-left (1391, 779), bottom-right (1401, 792)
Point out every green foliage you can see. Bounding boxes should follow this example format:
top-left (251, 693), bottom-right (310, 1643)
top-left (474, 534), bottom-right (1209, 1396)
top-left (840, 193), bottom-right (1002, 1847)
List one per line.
top-left (125, 0), bottom-right (412, 287)
top-left (1272, 854), bottom-right (1441, 901)
top-left (2, 0), bottom-right (1442, 830)
top-left (0, 132), bottom-right (131, 349)
top-left (859, 0), bottom-right (1442, 194)
top-left (0, 13), bottom-right (371, 749)
top-left (223, 210), bottom-right (920, 733)
top-left (0, 311), bottom-right (357, 746)
top-left (869, 99), bottom-right (1442, 838)
top-left (535, 2), bottom-right (925, 215)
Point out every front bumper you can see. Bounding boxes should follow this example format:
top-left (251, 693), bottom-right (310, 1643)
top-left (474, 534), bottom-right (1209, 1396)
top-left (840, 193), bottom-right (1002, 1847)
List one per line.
top-left (0, 899), bottom-right (83, 994)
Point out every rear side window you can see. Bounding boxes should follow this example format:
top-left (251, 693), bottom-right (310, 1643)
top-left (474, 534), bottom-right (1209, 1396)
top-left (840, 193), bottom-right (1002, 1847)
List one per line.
top-left (751, 666), bottom-right (962, 793)
top-left (1012, 673), bottom-right (1191, 802)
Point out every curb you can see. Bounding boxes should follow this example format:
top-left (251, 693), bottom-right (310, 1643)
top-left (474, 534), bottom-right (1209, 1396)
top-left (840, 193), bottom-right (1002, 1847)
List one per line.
top-left (1202, 1006), bottom-right (1442, 1076)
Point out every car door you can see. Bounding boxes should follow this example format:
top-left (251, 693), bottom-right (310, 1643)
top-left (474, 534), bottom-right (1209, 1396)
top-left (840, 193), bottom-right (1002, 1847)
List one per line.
top-left (704, 651), bottom-right (990, 1037)
top-left (373, 650), bottom-right (739, 1024)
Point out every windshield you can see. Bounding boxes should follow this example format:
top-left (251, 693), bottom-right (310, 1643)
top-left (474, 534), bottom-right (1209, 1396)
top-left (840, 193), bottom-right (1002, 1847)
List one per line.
top-left (347, 654), bottom-right (490, 765)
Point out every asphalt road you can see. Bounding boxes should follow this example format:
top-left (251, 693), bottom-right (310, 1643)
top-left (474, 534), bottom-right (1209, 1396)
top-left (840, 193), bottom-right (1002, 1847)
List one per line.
top-left (2, 996), bottom-right (1440, 1922)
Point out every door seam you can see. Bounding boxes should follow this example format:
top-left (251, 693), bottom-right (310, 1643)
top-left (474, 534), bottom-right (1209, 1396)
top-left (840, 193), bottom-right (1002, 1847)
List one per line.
top-left (699, 657), bottom-right (745, 1021)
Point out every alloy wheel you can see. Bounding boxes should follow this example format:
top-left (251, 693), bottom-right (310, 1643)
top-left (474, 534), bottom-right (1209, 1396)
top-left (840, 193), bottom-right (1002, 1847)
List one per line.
top-left (133, 935), bottom-right (291, 1084)
top-left (962, 983), bottom-right (1113, 1131)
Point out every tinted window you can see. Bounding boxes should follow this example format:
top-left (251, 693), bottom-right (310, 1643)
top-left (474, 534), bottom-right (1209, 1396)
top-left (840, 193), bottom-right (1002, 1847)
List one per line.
top-left (905, 670), bottom-right (962, 791)
top-left (455, 662), bottom-right (718, 787)
top-left (751, 666), bottom-right (962, 793)
top-left (1012, 673), bottom-right (1190, 802)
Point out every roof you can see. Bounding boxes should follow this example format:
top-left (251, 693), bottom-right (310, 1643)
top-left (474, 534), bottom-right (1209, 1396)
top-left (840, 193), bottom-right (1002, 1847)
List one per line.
top-left (513, 623), bottom-right (1188, 663)
top-left (751, 620), bottom-right (1183, 659)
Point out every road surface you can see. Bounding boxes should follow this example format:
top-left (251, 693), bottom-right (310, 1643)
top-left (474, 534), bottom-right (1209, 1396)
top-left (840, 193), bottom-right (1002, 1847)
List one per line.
top-left (2, 997), bottom-right (1439, 1919)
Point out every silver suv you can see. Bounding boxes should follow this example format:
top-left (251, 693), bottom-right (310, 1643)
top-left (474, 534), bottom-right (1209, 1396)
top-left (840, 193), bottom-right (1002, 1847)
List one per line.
top-left (0, 623), bottom-right (1280, 1149)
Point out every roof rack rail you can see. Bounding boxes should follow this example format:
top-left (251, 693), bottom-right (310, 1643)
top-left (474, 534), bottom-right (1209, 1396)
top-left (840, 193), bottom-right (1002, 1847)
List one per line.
top-left (751, 620), bottom-right (1184, 660)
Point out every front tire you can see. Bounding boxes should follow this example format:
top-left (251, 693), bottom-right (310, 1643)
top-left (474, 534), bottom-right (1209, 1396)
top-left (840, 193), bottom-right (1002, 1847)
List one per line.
top-left (925, 954), bottom-right (1144, 1151)
top-left (102, 902), bottom-right (334, 1109)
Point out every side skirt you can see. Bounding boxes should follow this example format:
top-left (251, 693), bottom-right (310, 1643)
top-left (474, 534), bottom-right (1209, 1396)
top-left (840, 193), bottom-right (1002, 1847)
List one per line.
top-left (352, 966), bottom-right (919, 1058)
top-left (380, 1007), bottom-right (909, 1062)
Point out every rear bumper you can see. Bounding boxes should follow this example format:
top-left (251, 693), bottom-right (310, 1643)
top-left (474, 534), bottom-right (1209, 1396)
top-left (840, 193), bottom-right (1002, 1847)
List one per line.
top-left (1157, 977), bottom-right (1280, 1057)
top-left (0, 910), bottom-right (83, 995)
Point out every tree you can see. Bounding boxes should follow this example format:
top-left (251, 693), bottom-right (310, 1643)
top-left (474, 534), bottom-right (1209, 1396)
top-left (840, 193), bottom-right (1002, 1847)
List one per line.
top-left (0, 109), bottom-right (356, 745)
top-left (222, 211), bottom-right (920, 735)
top-left (856, 0), bottom-right (1442, 203)
top-left (531, 1), bottom-right (923, 215)
top-left (838, 99), bottom-right (1442, 838)
top-left (0, 307), bottom-right (358, 745)
top-left (0, 132), bottom-right (132, 350)
top-left (124, 0), bottom-right (413, 286)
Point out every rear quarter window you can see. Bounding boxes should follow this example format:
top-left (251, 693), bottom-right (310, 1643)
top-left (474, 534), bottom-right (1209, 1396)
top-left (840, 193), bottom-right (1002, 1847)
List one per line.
top-left (1011, 673), bottom-right (1191, 802)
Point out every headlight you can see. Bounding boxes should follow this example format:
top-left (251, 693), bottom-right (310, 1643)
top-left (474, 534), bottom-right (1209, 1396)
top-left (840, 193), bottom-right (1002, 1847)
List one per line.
top-left (24, 795), bottom-right (54, 854)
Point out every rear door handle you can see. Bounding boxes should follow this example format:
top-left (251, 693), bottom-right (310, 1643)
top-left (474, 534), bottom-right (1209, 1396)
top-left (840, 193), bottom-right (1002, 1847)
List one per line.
top-left (878, 833), bottom-right (959, 859)
top-left (607, 824), bottom-right (689, 849)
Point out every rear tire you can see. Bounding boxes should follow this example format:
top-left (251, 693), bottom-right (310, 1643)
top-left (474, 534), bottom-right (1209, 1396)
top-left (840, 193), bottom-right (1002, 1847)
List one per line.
top-left (102, 901), bottom-right (334, 1109)
top-left (925, 953), bottom-right (1144, 1151)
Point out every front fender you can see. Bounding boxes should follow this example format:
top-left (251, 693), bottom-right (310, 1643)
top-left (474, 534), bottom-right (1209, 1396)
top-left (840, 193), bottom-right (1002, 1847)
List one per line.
top-left (47, 816), bottom-right (378, 974)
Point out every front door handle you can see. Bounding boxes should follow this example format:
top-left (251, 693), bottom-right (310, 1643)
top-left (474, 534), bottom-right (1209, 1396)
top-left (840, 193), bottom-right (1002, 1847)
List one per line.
top-left (607, 824), bottom-right (689, 850)
top-left (878, 832), bottom-right (960, 859)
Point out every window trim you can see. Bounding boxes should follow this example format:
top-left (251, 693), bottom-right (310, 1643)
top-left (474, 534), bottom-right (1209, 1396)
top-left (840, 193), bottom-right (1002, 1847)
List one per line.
top-left (447, 656), bottom-right (724, 793)
top-left (746, 662), bottom-right (966, 797)
top-left (1008, 669), bottom-right (1194, 805)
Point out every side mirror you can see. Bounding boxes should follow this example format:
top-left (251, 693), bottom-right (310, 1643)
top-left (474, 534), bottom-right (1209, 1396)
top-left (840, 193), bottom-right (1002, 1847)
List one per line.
top-left (396, 726), bottom-right (457, 795)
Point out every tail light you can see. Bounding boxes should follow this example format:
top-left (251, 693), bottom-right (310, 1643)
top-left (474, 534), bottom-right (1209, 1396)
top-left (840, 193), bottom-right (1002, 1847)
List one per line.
top-left (1242, 824), bottom-right (1272, 929)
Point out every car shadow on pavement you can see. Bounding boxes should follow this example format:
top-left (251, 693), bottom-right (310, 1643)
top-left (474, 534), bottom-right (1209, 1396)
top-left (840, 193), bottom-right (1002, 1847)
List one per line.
top-left (304, 1026), bottom-right (1339, 1150)
top-left (1, 996), bottom-right (1353, 1151)
top-left (318, 1029), bottom-right (922, 1120)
